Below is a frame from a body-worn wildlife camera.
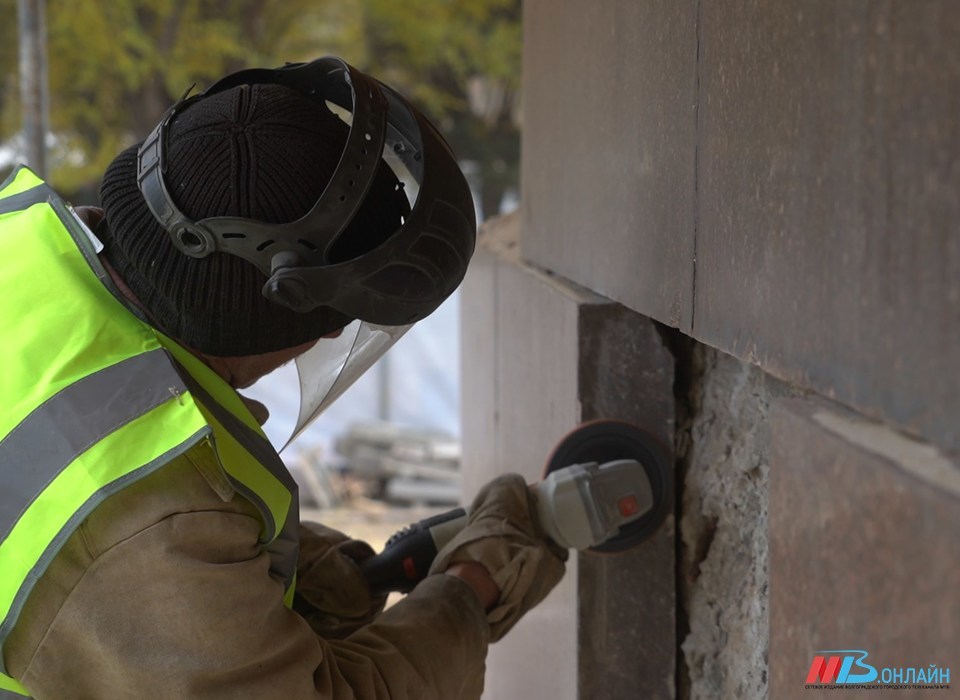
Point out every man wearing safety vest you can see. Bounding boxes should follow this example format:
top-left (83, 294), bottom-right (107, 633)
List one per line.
top-left (0, 58), bottom-right (565, 699)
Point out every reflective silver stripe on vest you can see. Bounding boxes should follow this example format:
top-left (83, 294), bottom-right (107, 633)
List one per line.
top-left (0, 686), bottom-right (30, 698)
top-left (0, 184), bottom-right (54, 215)
top-left (171, 363), bottom-right (300, 587)
top-left (0, 350), bottom-right (187, 545)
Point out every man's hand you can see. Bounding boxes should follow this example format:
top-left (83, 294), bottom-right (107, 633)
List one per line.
top-left (294, 522), bottom-right (388, 638)
top-left (428, 474), bottom-right (567, 641)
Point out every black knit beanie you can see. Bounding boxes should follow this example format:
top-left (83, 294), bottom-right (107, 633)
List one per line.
top-left (99, 83), bottom-right (404, 356)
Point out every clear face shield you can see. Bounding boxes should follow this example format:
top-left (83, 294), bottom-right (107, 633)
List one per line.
top-left (258, 85), bottom-right (425, 450)
top-left (280, 320), bottom-right (411, 448)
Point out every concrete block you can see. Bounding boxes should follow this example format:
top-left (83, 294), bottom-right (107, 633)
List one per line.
top-left (461, 214), bottom-right (676, 699)
top-left (695, 2), bottom-right (960, 452)
top-left (459, 217), bottom-right (505, 499)
top-left (679, 348), bottom-right (798, 700)
top-left (521, 0), bottom-right (698, 331)
top-left (462, 214), bottom-right (585, 700)
top-left (770, 398), bottom-right (960, 699)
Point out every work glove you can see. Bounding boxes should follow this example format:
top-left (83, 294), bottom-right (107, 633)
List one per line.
top-left (293, 522), bottom-right (388, 639)
top-left (428, 474), bottom-right (568, 642)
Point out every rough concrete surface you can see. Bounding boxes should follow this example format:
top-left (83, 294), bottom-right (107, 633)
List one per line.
top-left (678, 346), bottom-right (798, 700)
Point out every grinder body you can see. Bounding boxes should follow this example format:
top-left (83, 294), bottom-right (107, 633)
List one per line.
top-left (359, 420), bottom-right (670, 596)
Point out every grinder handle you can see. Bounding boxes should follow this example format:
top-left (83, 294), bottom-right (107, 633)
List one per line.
top-left (359, 507), bottom-right (467, 597)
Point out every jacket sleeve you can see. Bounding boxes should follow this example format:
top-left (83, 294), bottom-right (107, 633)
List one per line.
top-left (293, 521), bottom-right (388, 640)
top-left (13, 508), bottom-right (490, 700)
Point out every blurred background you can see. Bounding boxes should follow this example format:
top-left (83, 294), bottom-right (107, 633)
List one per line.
top-left (0, 0), bottom-right (520, 528)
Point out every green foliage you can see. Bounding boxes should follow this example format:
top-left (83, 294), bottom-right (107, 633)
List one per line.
top-left (355, 0), bottom-right (522, 215)
top-left (43, 0), bottom-right (350, 191)
top-left (0, 0), bottom-right (19, 140)
top-left (0, 0), bottom-right (521, 212)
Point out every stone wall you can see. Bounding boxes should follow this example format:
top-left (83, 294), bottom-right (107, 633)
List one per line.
top-left (677, 347), bottom-right (797, 699)
top-left (460, 2), bottom-right (960, 698)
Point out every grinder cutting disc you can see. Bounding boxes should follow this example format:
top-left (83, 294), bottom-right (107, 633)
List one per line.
top-left (542, 420), bottom-right (671, 553)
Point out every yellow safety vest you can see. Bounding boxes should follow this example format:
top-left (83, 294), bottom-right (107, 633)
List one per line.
top-left (0, 166), bottom-right (300, 698)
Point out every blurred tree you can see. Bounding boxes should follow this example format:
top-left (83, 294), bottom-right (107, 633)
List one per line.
top-left (41, 0), bottom-right (357, 194)
top-left (0, 0), bottom-right (22, 154)
top-left (0, 0), bottom-right (354, 194)
top-left (0, 0), bottom-right (521, 215)
top-left (357, 0), bottom-right (522, 218)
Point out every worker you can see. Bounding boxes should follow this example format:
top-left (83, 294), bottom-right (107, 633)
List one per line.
top-left (0, 58), bottom-right (566, 699)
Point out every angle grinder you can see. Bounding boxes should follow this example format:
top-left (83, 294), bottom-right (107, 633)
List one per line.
top-left (359, 420), bottom-right (671, 596)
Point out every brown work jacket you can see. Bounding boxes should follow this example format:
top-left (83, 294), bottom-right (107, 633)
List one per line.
top-left (3, 444), bottom-right (489, 698)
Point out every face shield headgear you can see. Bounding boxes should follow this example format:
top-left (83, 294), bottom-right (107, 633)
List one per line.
top-left (136, 57), bottom-right (476, 446)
